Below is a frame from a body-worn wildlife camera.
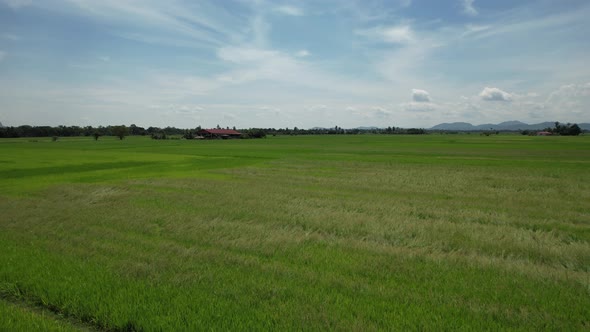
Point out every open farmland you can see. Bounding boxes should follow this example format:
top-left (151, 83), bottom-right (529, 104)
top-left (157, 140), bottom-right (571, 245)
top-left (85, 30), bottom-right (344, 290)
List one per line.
top-left (0, 134), bottom-right (589, 330)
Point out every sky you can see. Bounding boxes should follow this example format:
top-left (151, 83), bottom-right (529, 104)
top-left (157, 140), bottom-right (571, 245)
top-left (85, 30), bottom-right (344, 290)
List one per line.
top-left (0, 0), bottom-right (589, 129)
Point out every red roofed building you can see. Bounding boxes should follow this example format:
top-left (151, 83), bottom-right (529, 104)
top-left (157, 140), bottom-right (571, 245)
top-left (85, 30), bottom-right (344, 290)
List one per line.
top-left (197, 128), bottom-right (242, 139)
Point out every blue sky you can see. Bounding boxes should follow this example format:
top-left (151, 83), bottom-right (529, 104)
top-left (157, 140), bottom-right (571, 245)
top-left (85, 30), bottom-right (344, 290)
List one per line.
top-left (0, 0), bottom-right (589, 128)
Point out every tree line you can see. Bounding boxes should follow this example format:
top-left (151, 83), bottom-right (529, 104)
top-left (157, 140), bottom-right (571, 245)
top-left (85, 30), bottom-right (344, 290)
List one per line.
top-left (0, 124), bottom-right (184, 139)
top-left (519, 122), bottom-right (582, 136)
top-left (2, 122), bottom-right (585, 139)
top-left (266, 126), bottom-right (427, 135)
top-left (0, 124), bottom-right (429, 139)
top-left (545, 122), bottom-right (582, 136)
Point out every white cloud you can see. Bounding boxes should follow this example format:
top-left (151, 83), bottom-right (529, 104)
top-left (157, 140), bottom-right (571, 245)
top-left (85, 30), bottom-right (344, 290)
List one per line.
top-left (461, 24), bottom-right (491, 38)
top-left (412, 89), bottom-right (431, 102)
top-left (463, 5), bottom-right (589, 43)
top-left (351, 106), bottom-right (393, 119)
top-left (2, 0), bottom-right (31, 9)
top-left (40, 0), bottom-right (239, 48)
top-left (461, 0), bottom-right (478, 16)
top-left (215, 46), bottom-right (298, 84)
top-left (544, 83), bottom-right (590, 118)
top-left (307, 104), bottom-right (328, 112)
top-left (402, 102), bottom-right (437, 112)
top-left (382, 25), bottom-right (413, 44)
top-left (217, 47), bottom-right (278, 64)
top-left (274, 5), bottom-right (304, 16)
top-left (250, 14), bottom-right (270, 47)
top-left (223, 113), bottom-right (236, 122)
top-left (371, 107), bottom-right (392, 118)
top-left (172, 104), bottom-right (205, 114)
top-left (479, 87), bottom-right (512, 102)
top-left (256, 105), bottom-right (282, 116)
top-left (295, 50), bottom-right (310, 57)
top-left (548, 83), bottom-right (590, 100)
top-left (465, 24), bottom-right (490, 33)
top-left (400, 0), bottom-right (413, 8)
top-left (356, 25), bottom-right (414, 44)
top-left (214, 45), bottom-right (388, 100)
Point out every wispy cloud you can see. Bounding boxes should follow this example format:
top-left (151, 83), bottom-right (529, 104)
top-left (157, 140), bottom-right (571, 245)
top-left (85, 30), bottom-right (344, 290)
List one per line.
top-left (295, 50), bottom-right (310, 57)
top-left (46, 0), bottom-right (241, 47)
top-left (461, 0), bottom-right (478, 16)
top-left (461, 24), bottom-right (491, 37)
top-left (402, 101), bottom-right (437, 112)
top-left (465, 4), bottom-right (589, 41)
top-left (2, 0), bottom-right (32, 9)
top-left (214, 45), bottom-right (385, 99)
top-left (274, 5), bottom-right (304, 16)
top-left (400, 0), bottom-right (413, 8)
top-left (249, 14), bottom-right (271, 47)
top-left (356, 25), bottom-right (414, 44)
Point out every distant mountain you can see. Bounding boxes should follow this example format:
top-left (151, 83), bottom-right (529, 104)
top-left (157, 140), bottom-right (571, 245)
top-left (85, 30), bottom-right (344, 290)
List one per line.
top-left (430, 122), bottom-right (475, 130)
top-left (355, 126), bottom-right (379, 130)
top-left (431, 121), bottom-right (590, 131)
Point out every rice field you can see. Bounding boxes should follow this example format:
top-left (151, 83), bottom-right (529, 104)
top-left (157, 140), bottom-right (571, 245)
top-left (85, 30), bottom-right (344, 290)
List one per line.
top-left (0, 134), bottom-right (589, 330)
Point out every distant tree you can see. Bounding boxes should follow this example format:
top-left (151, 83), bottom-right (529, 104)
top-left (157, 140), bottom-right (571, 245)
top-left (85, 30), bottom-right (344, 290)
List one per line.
top-left (83, 126), bottom-right (94, 136)
top-left (549, 122), bottom-right (582, 136)
top-left (245, 129), bottom-right (267, 138)
top-left (569, 123), bottom-right (582, 136)
top-left (147, 126), bottom-right (160, 135)
top-left (51, 136), bottom-right (59, 142)
top-left (93, 132), bottom-right (101, 141)
top-left (406, 128), bottom-right (426, 135)
top-left (183, 130), bottom-right (194, 139)
top-left (129, 124), bottom-right (146, 136)
top-left (112, 125), bottom-right (129, 140)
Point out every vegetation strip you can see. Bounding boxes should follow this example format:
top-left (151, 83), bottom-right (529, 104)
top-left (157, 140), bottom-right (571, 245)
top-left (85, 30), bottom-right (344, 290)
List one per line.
top-left (0, 296), bottom-right (93, 331)
top-left (0, 135), bottom-right (589, 329)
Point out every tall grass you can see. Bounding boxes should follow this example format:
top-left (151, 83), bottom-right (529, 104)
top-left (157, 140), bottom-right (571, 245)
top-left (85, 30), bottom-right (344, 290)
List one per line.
top-left (0, 135), bottom-right (589, 329)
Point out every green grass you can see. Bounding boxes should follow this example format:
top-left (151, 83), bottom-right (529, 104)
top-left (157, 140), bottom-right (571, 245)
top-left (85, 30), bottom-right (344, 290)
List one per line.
top-left (0, 134), bottom-right (589, 330)
top-left (0, 299), bottom-right (82, 331)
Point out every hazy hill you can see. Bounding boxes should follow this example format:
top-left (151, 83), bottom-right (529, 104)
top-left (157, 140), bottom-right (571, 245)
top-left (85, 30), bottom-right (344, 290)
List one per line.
top-left (431, 121), bottom-right (590, 131)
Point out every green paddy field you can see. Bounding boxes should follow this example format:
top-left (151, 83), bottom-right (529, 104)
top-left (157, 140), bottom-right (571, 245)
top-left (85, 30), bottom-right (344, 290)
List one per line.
top-left (0, 134), bottom-right (589, 330)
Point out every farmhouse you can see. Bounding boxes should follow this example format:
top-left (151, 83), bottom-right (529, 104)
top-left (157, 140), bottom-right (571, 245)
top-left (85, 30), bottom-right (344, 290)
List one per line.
top-left (197, 129), bottom-right (242, 139)
top-left (536, 131), bottom-right (552, 136)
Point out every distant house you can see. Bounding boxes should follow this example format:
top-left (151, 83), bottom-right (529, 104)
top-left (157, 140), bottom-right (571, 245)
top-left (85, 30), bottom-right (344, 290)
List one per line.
top-left (197, 129), bottom-right (242, 139)
top-left (537, 131), bottom-right (553, 136)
